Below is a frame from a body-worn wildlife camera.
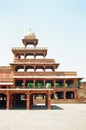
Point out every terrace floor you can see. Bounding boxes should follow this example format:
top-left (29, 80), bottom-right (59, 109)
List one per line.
top-left (0, 104), bottom-right (86, 130)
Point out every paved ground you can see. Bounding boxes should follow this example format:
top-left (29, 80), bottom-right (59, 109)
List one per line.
top-left (0, 104), bottom-right (86, 130)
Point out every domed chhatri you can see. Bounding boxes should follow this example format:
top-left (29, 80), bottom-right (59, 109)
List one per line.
top-left (24, 28), bottom-right (36, 40)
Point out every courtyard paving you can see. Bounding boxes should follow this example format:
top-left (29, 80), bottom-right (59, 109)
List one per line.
top-left (0, 104), bottom-right (86, 130)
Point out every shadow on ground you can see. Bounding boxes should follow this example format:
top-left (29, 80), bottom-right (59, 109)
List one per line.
top-left (0, 105), bottom-right (63, 110)
top-left (30, 104), bottom-right (63, 110)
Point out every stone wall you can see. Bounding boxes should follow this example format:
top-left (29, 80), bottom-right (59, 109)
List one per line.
top-left (78, 82), bottom-right (86, 103)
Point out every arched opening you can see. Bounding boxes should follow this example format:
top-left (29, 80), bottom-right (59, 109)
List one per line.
top-left (35, 66), bottom-right (44, 72)
top-left (45, 66), bottom-right (54, 72)
top-left (35, 55), bottom-right (44, 59)
top-left (15, 80), bottom-right (23, 88)
top-left (35, 80), bottom-right (44, 89)
top-left (45, 80), bottom-right (54, 88)
top-left (1, 86), bottom-right (7, 89)
top-left (55, 80), bottom-right (64, 88)
top-left (15, 66), bottom-right (24, 72)
top-left (26, 66), bottom-right (34, 72)
top-left (25, 80), bottom-right (34, 88)
top-left (55, 92), bottom-right (64, 99)
top-left (30, 93), bottom-right (47, 110)
top-left (26, 44), bottom-right (35, 48)
top-left (12, 94), bottom-right (26, 109)
top-left (25, 53), bottom-right (34, 59)
top-left (15, 53), bottom-right (21, 59)
top-left (66, 91), bottom-right (74, 99)
top-left (65, 80), bottom-right (74, 88)
top-left (21, 54), bottom-right (25, 59)
top-left (0, 93), bottom-right (6, 109)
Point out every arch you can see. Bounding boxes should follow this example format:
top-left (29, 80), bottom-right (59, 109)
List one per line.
top-left (25, 80), bottom-right (34, 88)
top-left (26, 66), bottom-right (34, 72)
top-left (1, 86), bottom-right (7, 89)
top-left (20, 53), bottom-right (25, 59)
top-left (0, 93), bottom-right (6, 109)
top-left (15, 53), bottom-right (21, 59)
top-left (45, 80), bottom-right (54, 88)
top-left (35, 55), bottom-right (44, 59)
top-left (65, 79), bottom-right (74, 88)
top-left (55, 92), bottom-right (64, 99)
top-left (25, 53), bottom-right (34, 59)
top-left (66, 91), bottom-right (74, 99)
top-left (15, 80), bottom-right (23, 88)
top-left (15, 65), bottom-right (24, 72)
top-left (45, 66), bottom-right (54, 72)
top-left (11, 93), bottom-right (26, 109)
top-left (55, 80), bottom-right (64, 87)
top-left (35, 66), bottom-right (44, 72)
top-left (35, 80), bottom-right (44, 88)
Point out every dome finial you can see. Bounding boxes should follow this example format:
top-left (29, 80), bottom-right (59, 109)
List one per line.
top-left (24, 28), bottom-right (36, 39)
top-left (29, 28), bottom-right (32, 34)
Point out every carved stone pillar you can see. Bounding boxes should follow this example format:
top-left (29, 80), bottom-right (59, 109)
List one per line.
top-left (6, 92), bottom-right (10, 110)
top-left (26, 93), bottom-right (30, 110)
top-left (74, 90), bottom-right (78, 99)
top-left (47, 93), bottom-right (51, 109)
top-left (64, 91), bottom-right (66, 100)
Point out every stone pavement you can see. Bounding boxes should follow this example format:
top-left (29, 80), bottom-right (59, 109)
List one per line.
top-left (0, 104), bottom-right (86, 130)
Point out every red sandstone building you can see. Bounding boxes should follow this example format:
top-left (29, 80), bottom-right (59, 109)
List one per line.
top-left (0, 29), bottom-right (82, 109)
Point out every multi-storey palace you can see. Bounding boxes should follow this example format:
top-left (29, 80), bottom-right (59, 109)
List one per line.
top-left (0, 29), bottom-right (82, 109)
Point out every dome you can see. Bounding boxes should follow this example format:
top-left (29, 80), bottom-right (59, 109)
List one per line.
top-left (24, 29), bottom-right (36, 40)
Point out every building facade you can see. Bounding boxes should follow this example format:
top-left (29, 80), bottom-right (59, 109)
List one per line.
top-left (0, 29), bottom-right (82, 109)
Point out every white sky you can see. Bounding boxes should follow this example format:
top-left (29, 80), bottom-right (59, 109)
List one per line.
top-left (0, 0), bottom-right (86, 80)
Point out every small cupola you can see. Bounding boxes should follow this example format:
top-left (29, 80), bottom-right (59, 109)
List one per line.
top-left (24, 28), bottom-right (36, 40)
top-left (22, 29), bottom-right (38, 47)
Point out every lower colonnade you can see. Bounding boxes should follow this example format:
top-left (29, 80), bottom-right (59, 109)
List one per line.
top-left (0, 89), bottom-right (53, 110)
top-left (0, 88), bottom-right (78, 110)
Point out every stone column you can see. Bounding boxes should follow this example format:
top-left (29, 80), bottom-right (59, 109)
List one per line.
top-left (34, 80), bottom-right (35, 88)
top-left (47, 92), bottom-right (51, 110)
top-left (45, 95), bottom-right (48, 106)
top-left (26, 93), bottom-right (30, 110)
top-left (64, 91), bottom-right (66, 100)
top-left (44, 79), bottom-right (45, 88)
top-left (74, 90), bottom-right (78, 99)
top-left (6, 92), bottom-right (10, 110)
top-left (74, 79), bottom-right (77, 88)
top-left (23, 79), bottom-right (25, 88)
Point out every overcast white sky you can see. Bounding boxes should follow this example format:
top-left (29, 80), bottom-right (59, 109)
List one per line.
top-left (0, 0), bottom-right (86, 80)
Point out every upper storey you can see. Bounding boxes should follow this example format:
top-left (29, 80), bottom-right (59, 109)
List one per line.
top-left (12, 29), bottom-right (48, 59)
top-left (22, 29), bottom-right (38, 47)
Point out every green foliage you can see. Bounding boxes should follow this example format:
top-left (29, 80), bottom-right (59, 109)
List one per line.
top-left (27, 83), bottom-right (34, 88)
top-left (65, 83), bottom-right (68, 87)
top-left (55, 83), bottom-right (60, 87)
top-left (46, 83), bottom-right (52, 88)
top-left (36, 83), bottom-right (43, 88)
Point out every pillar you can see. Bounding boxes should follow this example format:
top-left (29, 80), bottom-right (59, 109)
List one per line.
top-left (74, 90), bottom-right (78, 99)
top-left (6, 92), bottom-right (10, 110)
top-left (34, 80), bottom-right (35, 88)
top-left (44, 79), bottom-right (45, 88)
top-left (26, 93), bottom-right (30, 110)
top-left (23, 79), bottom-right (25, 88)
top-left (47, 93), bottom-right (51, 109)
top-left (64, 91), bottom-right (66, 100)
top-left (46, 92), bottom-right (51, 109)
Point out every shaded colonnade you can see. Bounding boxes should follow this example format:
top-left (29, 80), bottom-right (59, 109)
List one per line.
top-left (0, 89), bottom-right (53, 110)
